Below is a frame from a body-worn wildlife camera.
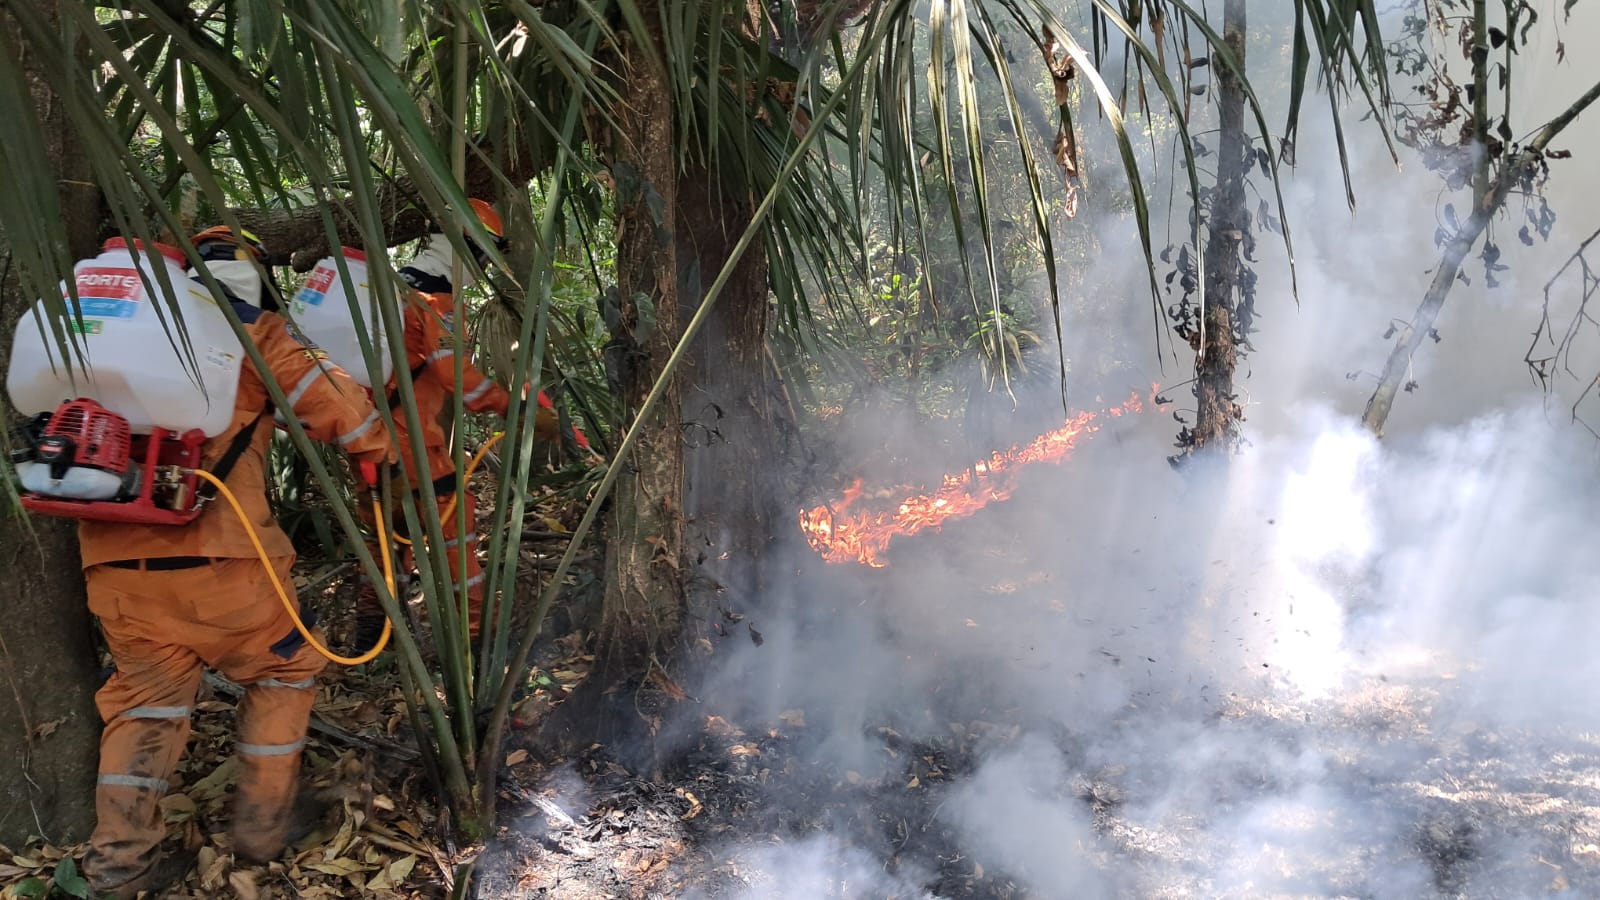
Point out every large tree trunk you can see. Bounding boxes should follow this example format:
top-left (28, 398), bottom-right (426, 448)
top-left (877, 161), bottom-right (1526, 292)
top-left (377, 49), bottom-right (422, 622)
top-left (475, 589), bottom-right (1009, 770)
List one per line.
top-left (675, 168), bottom-right (785, 663)
top-left (543, 14), bottom-right (685, 765)
top-left (1189, 0), bottom-right (1248, 453)
top-left (0, 1), bottom-right (105, 847)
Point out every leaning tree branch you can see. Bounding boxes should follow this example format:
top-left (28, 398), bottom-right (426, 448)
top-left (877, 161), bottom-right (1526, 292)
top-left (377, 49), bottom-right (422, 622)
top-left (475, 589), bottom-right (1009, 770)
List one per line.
top-left (233, 142), bottom-right (540, 270)
top-left (1361, 75), bottom-right (1600, 435)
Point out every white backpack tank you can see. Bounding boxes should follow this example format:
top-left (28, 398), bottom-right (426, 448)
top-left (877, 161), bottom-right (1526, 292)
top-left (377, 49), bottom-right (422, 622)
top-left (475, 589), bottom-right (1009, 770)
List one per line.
top-left (6, 239), bottom-right (243, 436)
top-left (290, 248), bottom-right (392, 389)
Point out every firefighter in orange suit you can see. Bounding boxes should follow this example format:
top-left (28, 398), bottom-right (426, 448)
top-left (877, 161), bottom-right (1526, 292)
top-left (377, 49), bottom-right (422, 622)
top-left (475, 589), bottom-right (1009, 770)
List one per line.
top-left (79, 228), bottom-right (395, 899)
top-left (352, 200), bottom-right (512, 652)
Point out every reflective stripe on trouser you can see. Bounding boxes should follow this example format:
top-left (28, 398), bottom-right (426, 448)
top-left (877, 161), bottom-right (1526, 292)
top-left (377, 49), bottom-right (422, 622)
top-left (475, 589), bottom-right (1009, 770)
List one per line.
top-left (358, 485), bottom-right (485, 635)
top-left (82, 558), bottom-right (326, 890)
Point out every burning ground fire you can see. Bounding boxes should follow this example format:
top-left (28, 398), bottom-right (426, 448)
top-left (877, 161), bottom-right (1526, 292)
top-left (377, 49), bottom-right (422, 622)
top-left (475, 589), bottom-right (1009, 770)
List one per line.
top-left (800, 389), bottom-right (1163, 567)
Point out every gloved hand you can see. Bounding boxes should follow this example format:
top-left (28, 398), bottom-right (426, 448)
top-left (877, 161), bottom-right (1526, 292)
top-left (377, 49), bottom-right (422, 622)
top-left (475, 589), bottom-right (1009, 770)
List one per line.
top-left (354, 445), bottom-right (397, 482)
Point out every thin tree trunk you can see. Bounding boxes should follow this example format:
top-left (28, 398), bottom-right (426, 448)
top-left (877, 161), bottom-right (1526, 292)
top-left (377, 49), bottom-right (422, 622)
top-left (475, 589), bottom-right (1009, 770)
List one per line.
top-left (1363, 75), bottom-right (1600, 434)
top-left (1190, 0), bottom-right (1248, 452)
top-left (0, 0), bottom-right (105, 847)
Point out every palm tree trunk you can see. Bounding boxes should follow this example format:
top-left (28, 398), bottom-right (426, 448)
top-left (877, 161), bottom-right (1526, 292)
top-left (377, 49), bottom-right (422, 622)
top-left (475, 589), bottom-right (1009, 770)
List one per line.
top-left (543, 8), bottom-right (686, 762)
top-left (0, 0), bottom-right (105, 846)
top-left (1191, 0), bottom-right (1248, 451)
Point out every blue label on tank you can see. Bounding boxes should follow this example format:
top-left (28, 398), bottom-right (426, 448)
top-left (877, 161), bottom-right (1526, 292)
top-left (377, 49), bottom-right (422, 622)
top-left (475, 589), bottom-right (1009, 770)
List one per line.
top-left (75, 296), bottom-right (139, 319)
top-left (296, 288), bottom-right (326, 307)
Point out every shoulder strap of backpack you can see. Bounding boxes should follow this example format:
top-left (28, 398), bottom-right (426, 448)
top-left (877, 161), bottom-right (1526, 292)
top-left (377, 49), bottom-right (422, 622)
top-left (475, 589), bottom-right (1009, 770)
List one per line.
top-left (386, 360), bottom-right (430, 410)
top-left (198, 404), bottom-right (274, 500)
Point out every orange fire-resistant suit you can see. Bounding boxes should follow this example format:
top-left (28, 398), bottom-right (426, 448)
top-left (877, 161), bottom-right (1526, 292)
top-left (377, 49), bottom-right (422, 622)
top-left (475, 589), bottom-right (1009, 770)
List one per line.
top-left (356, 291), bottom-right (511, 636)
top-left (78, 301), bottom-right (392, 894)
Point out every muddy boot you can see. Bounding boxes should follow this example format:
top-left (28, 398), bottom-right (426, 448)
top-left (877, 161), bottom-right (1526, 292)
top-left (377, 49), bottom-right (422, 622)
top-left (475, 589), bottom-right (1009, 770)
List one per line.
top-left (87, 848), bottom-right (196, 900)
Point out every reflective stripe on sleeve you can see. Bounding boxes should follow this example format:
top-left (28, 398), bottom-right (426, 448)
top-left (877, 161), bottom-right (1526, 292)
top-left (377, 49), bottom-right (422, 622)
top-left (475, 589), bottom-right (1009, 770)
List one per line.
top-left (336, 410), bottom-right (382, 447)
top-left (425, 348), bottom-right (454, 364)
top-left (462, 379), bottom-right (493, 404)
top-left (463, 572), bottom-right (486, 589)
top-left (123, 705), bottom-right (190, 720)
top-left (98, 774), bottom-right (168, 792)
top-left (285, 366), bottom-right (324, 410)
top-left (238, 738), bottom-right (306, 757)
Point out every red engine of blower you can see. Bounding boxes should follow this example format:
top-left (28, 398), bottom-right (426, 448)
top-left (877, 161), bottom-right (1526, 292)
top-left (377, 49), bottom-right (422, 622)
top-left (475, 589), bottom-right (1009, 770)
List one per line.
top-left (16, 398), bottom-right (208, 526)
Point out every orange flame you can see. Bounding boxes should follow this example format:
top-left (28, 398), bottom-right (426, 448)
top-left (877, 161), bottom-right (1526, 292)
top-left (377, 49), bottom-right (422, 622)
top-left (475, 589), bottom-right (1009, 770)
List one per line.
top-left (799, 389), bottom-right (1160, 567)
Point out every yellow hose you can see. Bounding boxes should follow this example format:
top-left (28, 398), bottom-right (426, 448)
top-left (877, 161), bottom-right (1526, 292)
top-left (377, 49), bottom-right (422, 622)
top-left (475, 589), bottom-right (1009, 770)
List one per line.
top-left (193, 468), bottom-right (394, 666)
top-left (390, 430), bottom-right (504, 547)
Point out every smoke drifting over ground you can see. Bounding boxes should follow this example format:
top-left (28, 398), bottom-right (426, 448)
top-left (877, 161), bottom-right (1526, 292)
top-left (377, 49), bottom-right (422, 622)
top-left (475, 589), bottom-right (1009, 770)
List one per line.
top-left (689, 396), bottom-right (1600, 898)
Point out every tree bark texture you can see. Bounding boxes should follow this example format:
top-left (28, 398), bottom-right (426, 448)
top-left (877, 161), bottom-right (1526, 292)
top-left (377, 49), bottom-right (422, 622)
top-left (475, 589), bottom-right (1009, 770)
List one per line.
top-left (0, 1), bottom-right (106, 847)
top-left (595, 14), bottom-right (688, 736)
top-left (675, 167), bottom-right (786, 660)
top-left (1191, 0), bottom-right (1248, 453)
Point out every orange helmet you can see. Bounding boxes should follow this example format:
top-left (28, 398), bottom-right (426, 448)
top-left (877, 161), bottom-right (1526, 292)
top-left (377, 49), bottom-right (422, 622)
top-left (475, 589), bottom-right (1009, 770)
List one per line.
top-left (468, 199), bottom-right (504, 240)
top-left (190, 226), bottom-right (267, 261)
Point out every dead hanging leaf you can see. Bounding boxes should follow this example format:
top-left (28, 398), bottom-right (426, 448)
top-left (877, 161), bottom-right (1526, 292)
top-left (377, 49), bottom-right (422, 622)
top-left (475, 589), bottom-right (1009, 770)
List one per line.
top-left (505, 749), bottom-right (530, 767)
top-left (1053, 129), bottom-right (1079, 179)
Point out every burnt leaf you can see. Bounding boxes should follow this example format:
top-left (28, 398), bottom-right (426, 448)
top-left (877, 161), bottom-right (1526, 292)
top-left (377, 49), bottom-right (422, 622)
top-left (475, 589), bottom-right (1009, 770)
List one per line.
top-left (1404, 380), bottom-right (1420, 393)
top-left (1443, 203), bottom-right (1460, 232)
top-left (1383, 324), bottom-right (1397, 339)
top-left (1519, 225), bottom-right (1534, 246)
top-left (1429, 329), bottom-right (1442, 343)
top-left (1488, 26), bottom-right (1506, 48)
